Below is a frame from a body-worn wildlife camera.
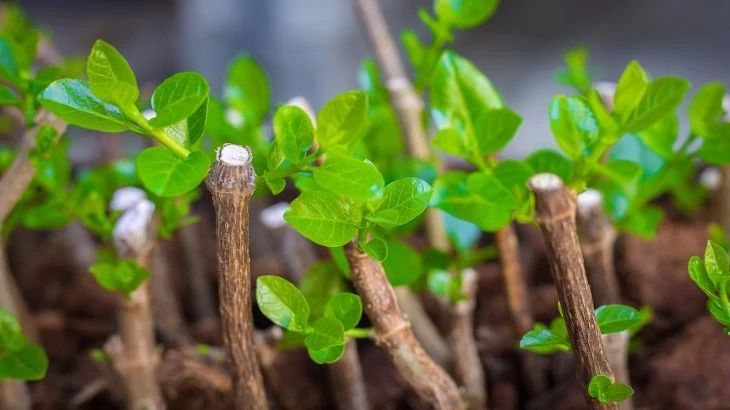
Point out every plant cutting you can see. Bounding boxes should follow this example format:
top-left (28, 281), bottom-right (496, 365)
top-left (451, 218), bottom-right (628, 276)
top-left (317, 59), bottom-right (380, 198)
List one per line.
top-left (527, 173), bottom-right (621, 409)
top-left (688, 240), bottom-right (730, 334)
top-left (261, 89), bottom-right (463, 407)
top-left (37, 41), bottom-right (272, 409)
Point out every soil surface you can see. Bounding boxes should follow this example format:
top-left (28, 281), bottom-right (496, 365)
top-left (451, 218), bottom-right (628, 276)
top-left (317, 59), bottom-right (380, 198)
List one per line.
top-left (5, 205), bottom-right (727, 409)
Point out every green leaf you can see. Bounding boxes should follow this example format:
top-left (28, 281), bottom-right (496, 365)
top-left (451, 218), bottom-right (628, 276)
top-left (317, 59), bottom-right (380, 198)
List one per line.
top-left (618, 205), bottom-right (662, 239)
top-left (324, 293), bottom-right (363, 331)
top-left (148, 72), bottom-right (210, 128)
top-left (0, 37), bottom-right (17, 81)
top-left (256, 275), bottom-right (311, 332)
top-left (90, 260), bottom-right (150, 297)
top-left (588, 375), bottom-right (612, 399)
top-left (431, 51), bottom-right (503, 158)
top-left (136, 148), bottom-right (210, 197)
top-left (0, 310), bottom-right (25, 351)
top-left (689, 82), bottom-right (725, 136)
top-left (163, 97), bottom-right (208, 149)
top-left (308, 343), bottom-right (345, 364)
top-left (427, 269), bottom-right (455, 298)
top-left (284, 191), bottom-right (357, 247)
top-left (0, 344), bottom-right (48, 381)
top-left (274, 105), bottom-right (315, 162)
top-left (224, 55), bottom-right (271, 125)
top-left (38, 79), bottom-right (129, 132)
top-left (555, 47), bottom-right (592, 93)
top-left (602, 160), bottom-right (643, 186)
top-left (316, 90), bottom-right (368, 148)
top-left (300, 262), bottom-right (344, 318)
top-left (431, 172), bottom-right (511, 231)
top-left (613, 60), bottom-right (648, 117)
top-left (594, 304), bottom-right (643, 334)
top-left (549, 95), bottom-right (599, 159)
top-left (313, 153), bottom-right (384, 200)
top-left (382, 239), bottom-right (423, 286)
top-left (0, 85), bottom-right (19, 105)
top-left (474, 108), bottom-right (522, 155)
top-left (434, 0), bottom-right (499, 29)
top-left (519, 326), bottom-right (571, 354)
top-left (367, 178), bottom-right (432, 227)
top-left (433, 127), bottom-right (468, 158)
top-left (621, 77), bottom-right (690, 132)
top-left (704, 240), bottom-right (730, 285)
top-left (525, 149), bottom-right (574, 182)
top-left (305, 316), bottom-right (345, 351)
top-left (86, 39), bottom-right (139, 106)
top-left (359, 233), bottom-right (388, 262)
top-left (466, 173), bottom-right (517, 208)
top-left (688, 255), bottom-right (716, 297)
top-left (601, 383), bottom-right (635, 403)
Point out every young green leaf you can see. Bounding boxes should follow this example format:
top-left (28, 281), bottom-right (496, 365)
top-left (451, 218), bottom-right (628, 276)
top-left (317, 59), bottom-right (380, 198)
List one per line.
top-left (473, 108), bottom-right (522, 155)
top-left (86, 39), bottom-right (139, 106)
top-left (613, 60), bottom-right (648, 117)
top-left (367, 178), bottom-right (432, 228)
top-left (548, 95), bottom-right (599, 159)
top-left (136, 147), bottom-right (210, 197)
top-left (0, 310), bottom-right (25, 352)
top-left (0, 37), bottom-right (17, 81)
top-left (148, 72), bottom-right (210, 128)
top-left (594, 304), bottom-right (643, 334)
top-left (324, 293), bottom-right (363, 331)
top-left (431, 172), bottom-right (511, 231)
top-left (588, 375), bottom-right (612, 398)
top-left (313, 153), bottom-right (384, 200)
top-left (359, 233), bottom-right (388, 262)
top-left (555, 47), bottom-right (592, 93)
top-left (0, 343), bottom-right (49, 381)
top-left (434, 0), bottom-right (499, 29)
top-left (273, 105), bottom-right (315, 162)
top-left (620, 77), bottom-right (690, 132)
top-left (689, 82), bottom-right (725, 136)
top-left (465, 173), bottom-right (517, 208)
top-left (316, 90), bottom-right (367, 148)
top-left (688, 256), bottom-right (716, 297)
top-left (90, 260), bottom-right (150, 297)
top-left (588, 375), bottom-right (635, 404)
top-left (525, 149), bottom-right (574, 182)
top-left (284, 191), bottom-right (357, 247)
top-left (519, 326), bottom-right (571, 354)
top-left (38, 79), bottom-right (129, 132)
top-left (382, 239), bottom-right (423, 286)
top-left (224, 55), bottom-right (271, 124)
top-left (256, 275), bottom-right (311, 332)
top-left (0, 85), bottom-right (19, 105)
top-left (305, 316), bottom-right (346, 364)
top-left (300, 262), bottom-right (344, 318)
top-left (163, 96), bottom-right (208, 148)
top-left (704, 240), bottom-right (730, 285)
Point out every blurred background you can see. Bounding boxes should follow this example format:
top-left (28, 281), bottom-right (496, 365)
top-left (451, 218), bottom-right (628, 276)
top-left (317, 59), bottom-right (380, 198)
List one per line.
top-left (18, 0), bottom-right (730, 157)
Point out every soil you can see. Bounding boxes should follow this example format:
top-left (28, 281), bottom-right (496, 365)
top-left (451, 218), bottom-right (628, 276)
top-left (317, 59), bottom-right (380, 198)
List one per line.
top-left (5, 202), bottom-right (728, 409)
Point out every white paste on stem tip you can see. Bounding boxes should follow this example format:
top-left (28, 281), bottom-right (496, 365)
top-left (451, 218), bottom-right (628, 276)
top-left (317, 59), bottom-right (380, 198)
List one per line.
top-left (217, 144), bottom-right (251, 166)
top-left (530, 173), bottom-right (564, 190)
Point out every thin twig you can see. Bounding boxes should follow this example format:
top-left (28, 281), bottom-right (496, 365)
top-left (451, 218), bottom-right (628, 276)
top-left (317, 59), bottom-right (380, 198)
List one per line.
top-left (528, 174), bottom-right (616, 410)
top-left (345, 242), bottom-right (463, 409)
top-left (111, 197), bottom-right (165, 410)
top-left (206, 144), bottom-right (268, 410)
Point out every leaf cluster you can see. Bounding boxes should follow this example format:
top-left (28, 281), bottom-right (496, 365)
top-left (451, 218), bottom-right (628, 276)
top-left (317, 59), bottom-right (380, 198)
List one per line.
top-left (256, 275), bottom-right (367, 364)
top-left (588, 375), bottom-right (634, 404)
top-left (519, 304), bottom-right (649, 354)
top-left (39, 40), bottom-right (212, 197)
top-left (688, 241), bottom-right (730, 334)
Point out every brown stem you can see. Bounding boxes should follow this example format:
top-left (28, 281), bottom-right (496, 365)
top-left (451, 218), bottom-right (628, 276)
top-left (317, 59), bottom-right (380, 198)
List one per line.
top-left (150, 240), bottom-right (194, 346)
top-left (111, 198), bottom-right (165, 410)
top-left (576, 191), bottom-right (632, 409)
top-left (448, 269), bottom-right (486, 409)
top-left (177, 223), bottom-right (219, 332)
top-left (205, 144), bottom-right (268, 410)
top-left (575, 190), bottom-right (620, 306)
top-left (345, 243), bottom-right (462, 409)
top-left (495, 225), bottom-right (546, 395)
top-left (352, 0), bottom-right (431, 161)
top-left (528, 174), bottom-right (616, 410)
top-left (327, 339), bottom-right (370, 410)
